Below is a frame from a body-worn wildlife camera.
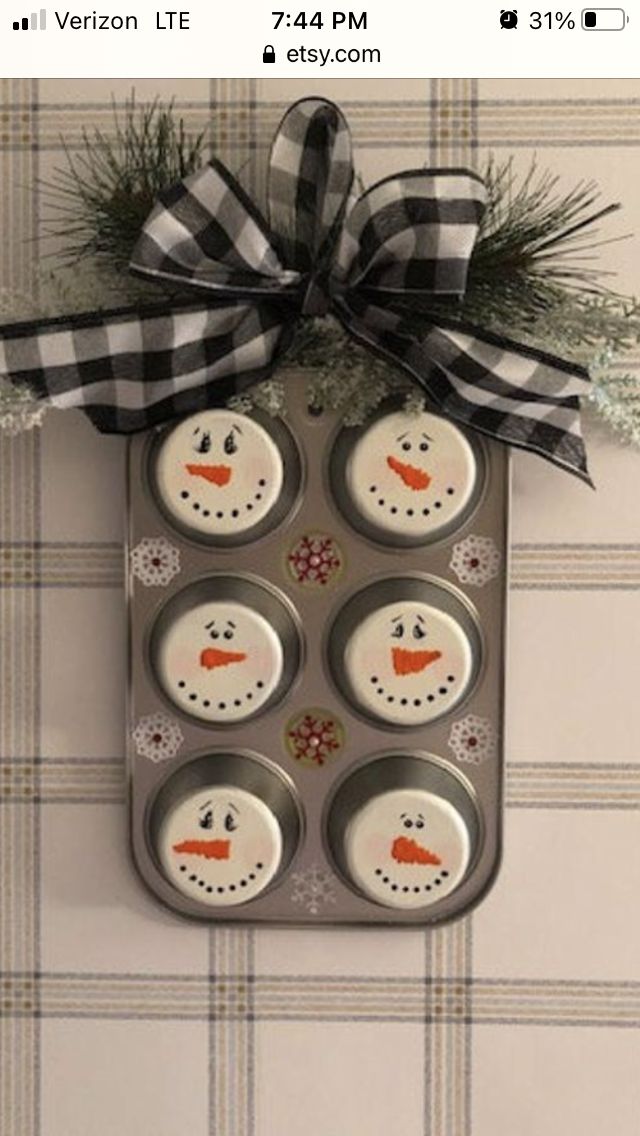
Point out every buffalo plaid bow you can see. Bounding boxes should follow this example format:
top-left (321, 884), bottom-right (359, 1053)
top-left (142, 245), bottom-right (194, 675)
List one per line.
top-left (0, 97), bottom-right (591, 480)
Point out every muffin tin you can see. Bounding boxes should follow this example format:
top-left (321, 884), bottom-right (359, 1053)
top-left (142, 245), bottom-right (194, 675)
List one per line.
top-left (127, 374), bottom-right (508, 925)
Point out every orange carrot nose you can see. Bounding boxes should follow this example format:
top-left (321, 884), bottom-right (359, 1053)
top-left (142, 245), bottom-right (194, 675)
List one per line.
top-left (386, 455), bottom-right (431, 491)
top-left (200, 647), bottom-right (247, 670)
top-left (392, 647), bottom-right (442, 675)
top-left (185, 463), bottom-right (232, 486)
top-left (392, 836), bottom-right (441, 866)
top-left (173, 839), bottom-right (231, 860)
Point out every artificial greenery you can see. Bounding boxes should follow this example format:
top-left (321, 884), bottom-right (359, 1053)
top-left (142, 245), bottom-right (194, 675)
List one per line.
top-left (42, 96), bottom-right (207, 272)
top-left (2, 98), bottom-right (639, 445)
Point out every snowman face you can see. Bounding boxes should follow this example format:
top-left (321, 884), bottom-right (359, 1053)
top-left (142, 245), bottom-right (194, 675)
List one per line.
top-left (158, 786), bottom-right (282, 906)
top-left (344, 788), bottom-right (470, 909)
top-left (344, 600), bottom-right (473, 726)
top-left (154, 410), bottom-right (284, 538)
top-left (345, 410), bottom-right (477, 541)
top-left (156, 600), bottom-right (284, 723)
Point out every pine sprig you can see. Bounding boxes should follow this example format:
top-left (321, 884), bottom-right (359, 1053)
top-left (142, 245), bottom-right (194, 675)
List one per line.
top-left (41, 96), bottom-right (207, 271)
top-left (423, 158), bottom-right (625, 328)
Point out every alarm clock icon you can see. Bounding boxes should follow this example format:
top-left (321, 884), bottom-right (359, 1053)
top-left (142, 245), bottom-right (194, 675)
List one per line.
top-left (500, 9), bottom-right (518, 26)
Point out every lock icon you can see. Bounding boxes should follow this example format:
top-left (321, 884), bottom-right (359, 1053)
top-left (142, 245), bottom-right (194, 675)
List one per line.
top-left (263, 44), bottom-right (276, 63)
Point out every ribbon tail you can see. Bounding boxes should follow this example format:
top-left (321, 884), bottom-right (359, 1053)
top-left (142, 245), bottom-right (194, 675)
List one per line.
top-left (336, 297), bottom-right (593, 485)
top-left (0, 298), bottom-right (290, 433)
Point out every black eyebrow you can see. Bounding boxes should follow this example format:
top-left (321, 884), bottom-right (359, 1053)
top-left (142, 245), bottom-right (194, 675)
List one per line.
top-left (396, 432), bottom-right (409, 441)
top-left (198, 800), bottom-right (212, 811)
top-left (415, 614), bottom-right (425, 624)
top-left (391, 614), bottom-right (405, 623)
top-left (421, 433), bottom-right (433, 441)
top-left (205, 621), bottom-right (216, 629)
top-left (192, 427), bottom-right (200, 435)
top-left (228, 802), bottom-right (240, 814)
top-left (227, 621), bottom-right (236, 628)
top-left (230, 423), bottom-right (243, 435)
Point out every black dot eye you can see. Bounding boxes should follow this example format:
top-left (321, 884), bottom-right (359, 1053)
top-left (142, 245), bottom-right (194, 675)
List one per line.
top-left (391, 623), bottom-right (404, 639)
top-left (199, 810), bottom-right (213, 830)
top-left (223, 629), bottom-right (234, 641)
top-left (224, 431), bottom-right (238, 456)
top-left (403, 818), bottom-right (413, 829)
top-left (416, 819), bottom-right (424, 830)
top-left (224, 812), bottom-right (238, 833)
top-left (413, 623), bottom-right (426, 640)
top-left (195, 431), bottom-right (211, 454)
top-left (401, 441), bottom-right (411, 452)
top-left (419, 441), bottom-right (429, 452)
top-left (209, 629), bottom-right (220, 640)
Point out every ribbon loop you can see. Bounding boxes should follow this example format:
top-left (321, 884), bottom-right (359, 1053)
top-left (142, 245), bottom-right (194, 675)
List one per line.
top-left (268, 97), bottom-right (354, 273)
top-left (335, 171), bottom-right (487, 295)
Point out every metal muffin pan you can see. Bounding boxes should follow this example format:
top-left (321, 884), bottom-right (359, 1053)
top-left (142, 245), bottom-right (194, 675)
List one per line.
top-left (127, 374), bottom-right (508, 926)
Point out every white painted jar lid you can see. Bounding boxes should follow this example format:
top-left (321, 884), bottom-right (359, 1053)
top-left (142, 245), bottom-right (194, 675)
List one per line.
top-left (155, 599), bottom-right (284, 723)
top-left (154, 410), bottom-right (284, 538)
top-left (158, 785), bottom-right (283, 906)
top-left (344, 786), bottom-right (471, 909)
top-left (344, 409), bottom-right (478, 541)
top-left (343, 599), bottom-right (474, 726)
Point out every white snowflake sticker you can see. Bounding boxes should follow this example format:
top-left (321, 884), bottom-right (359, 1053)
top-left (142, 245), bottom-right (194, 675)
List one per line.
top-left (130, 537), bottom-right (181, 587)
top-left (290, 862), bottom-right (337, 915)
top-left (450, 534), bottom-right (500, 587)
top-left (132, 712), bottom-right (184, 763)
top-left (448, 714), bottom-right (497, 765)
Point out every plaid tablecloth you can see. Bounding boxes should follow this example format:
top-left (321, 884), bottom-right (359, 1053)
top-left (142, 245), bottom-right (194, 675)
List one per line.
top-left (1, 77), bottom-right (639, 1136)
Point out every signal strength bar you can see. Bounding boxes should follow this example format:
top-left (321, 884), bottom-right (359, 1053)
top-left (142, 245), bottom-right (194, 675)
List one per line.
top-left (12, 8), bottom-right (46, 29)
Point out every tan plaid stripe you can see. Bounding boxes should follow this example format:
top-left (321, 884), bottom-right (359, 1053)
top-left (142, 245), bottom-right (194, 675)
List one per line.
top-left (511, 544), bottom-right (640, 590)
top-left (506, 763), bottom-right (640, 809)
top-left (2, 973), bottom-right (637, 1029)
top-left (425, 919), bottom-right (472, 1135)
top-left (0, 758), bottom-right (123, 804)
top-left (210, 927), bottom-right (256, 1136)
top-left (0, 542), bottom-right (123, 587)
top-left (0, 78), bottom-right (40, 1136)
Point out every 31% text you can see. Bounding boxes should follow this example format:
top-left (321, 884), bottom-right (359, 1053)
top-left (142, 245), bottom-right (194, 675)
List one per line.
top-left (530, 10), bottom-right (576, 27)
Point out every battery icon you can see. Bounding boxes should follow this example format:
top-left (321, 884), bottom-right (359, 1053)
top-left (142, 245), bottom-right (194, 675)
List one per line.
top-left (582, 8), bottom-right (628, 28)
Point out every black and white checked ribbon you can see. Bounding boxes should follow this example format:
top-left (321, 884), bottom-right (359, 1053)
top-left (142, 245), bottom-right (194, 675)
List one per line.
top-left (0, 97), bottom-right (591, 480)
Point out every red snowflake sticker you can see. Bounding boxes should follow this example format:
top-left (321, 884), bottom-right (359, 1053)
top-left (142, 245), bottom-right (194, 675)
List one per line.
top-left (287, 533), bottom-right (343, 588)
top-left (285, 709), bottom-right (345, 768)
